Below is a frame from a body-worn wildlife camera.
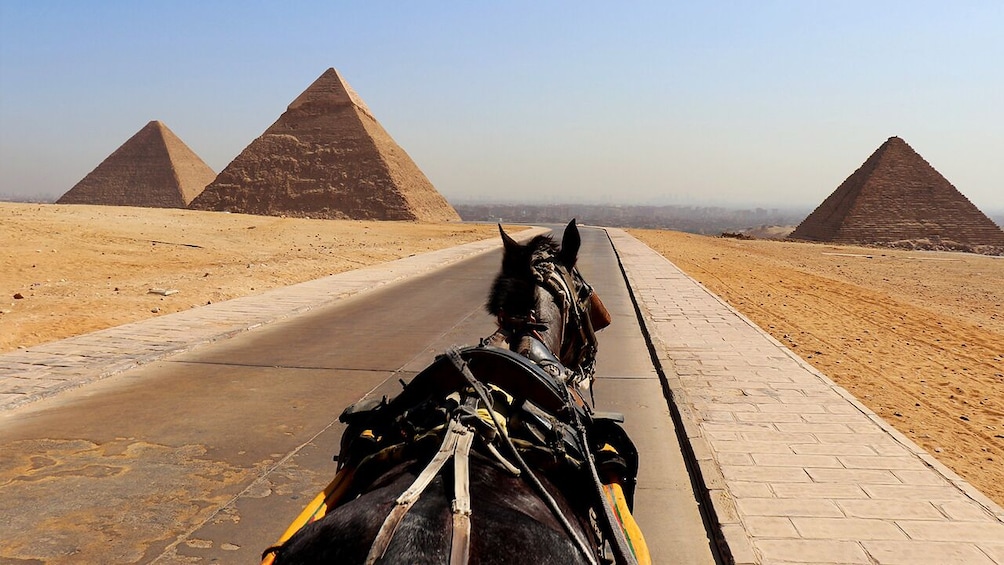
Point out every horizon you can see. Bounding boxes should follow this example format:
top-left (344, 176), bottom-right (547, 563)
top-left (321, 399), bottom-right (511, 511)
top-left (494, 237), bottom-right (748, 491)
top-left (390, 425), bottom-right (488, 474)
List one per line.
top-left (1, 2), bottom-right (1002, 213)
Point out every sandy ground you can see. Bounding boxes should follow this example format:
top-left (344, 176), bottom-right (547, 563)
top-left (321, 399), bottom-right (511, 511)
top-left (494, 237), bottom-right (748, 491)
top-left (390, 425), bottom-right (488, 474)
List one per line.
top-left (630, 229), bottom-right (1004, 508)
top-left (1, 203), bottom-right (507, 353)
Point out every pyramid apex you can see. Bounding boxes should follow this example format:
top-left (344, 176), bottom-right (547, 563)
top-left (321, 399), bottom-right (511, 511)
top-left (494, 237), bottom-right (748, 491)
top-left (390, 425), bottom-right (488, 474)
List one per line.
top-left (286, 67), bottom-right (371, 116)
top-left (141, 121), bottom-right (175, 138)
top-left (871, 136), bottom-right (915, 159)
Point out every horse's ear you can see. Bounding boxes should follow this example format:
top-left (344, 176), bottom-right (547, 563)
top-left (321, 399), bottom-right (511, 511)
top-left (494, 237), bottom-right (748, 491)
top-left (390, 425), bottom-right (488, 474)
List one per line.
top-left (499, 224), bottom-right (520, 254)
top-left (559, 219), bottom-right (580, 268)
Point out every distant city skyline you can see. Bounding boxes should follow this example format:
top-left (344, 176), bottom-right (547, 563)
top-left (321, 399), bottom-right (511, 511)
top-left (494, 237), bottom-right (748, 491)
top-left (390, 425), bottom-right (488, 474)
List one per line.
top-left (1, 2), bottom-right (1002, 213)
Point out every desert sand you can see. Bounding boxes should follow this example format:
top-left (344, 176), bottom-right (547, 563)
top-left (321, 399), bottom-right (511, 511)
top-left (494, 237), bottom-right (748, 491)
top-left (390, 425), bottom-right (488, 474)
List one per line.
top-left (631, 229), bottom-right (1004, 508)
top-left (0, 203), bottom-right (502, 353)
top-left (2, 203), bottom-right (1001, 508)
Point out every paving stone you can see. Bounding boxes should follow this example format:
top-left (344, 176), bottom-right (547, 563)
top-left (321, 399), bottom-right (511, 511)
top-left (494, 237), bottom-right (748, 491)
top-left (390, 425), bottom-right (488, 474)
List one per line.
top-left (754, 539), bottom-right (869, 563)
top-left (791, 517), bottom-right (908, 540)
top-left (737, 498), bottom-right (844, 518)
top-left (744, 516), bottom-right (798, 538)
top-left (717, 452), bottom-right (755, 466)
top-left (790, 443), bottom-right (879, 456)
top-left (703, 422), bottom-right (776, 434)
top-left (825, 404), bottom-right (866, 415)
top-left (740, 431), bottom-right (819, 444)
top-left (805, 467), bottom-right (902, 485)
top-left (800, 412), bottom-right (871, 424)
top-left (719, 524), bottom-right (760, 565)
top-left (4, 377), bottom-right (66, 394)
top-left (771, 483), bottom-right (868, 500)
top-left (713, 440), bottom-right (795, 454)
top-left (705, 430), bottom-right (741, 442)
top-left (735, 411), bottom-right (806, 423)
top-left (702, 410), bottom-right (738, 422)
top-left (755, 402), bottom-right (829, 414)
top-left (721, 465), bottom-right (812, 483)
top-left (935, 501), bottom-right (998, 522)
top-left (0, 393), bottom-right (26, 406)
top-left (836, 499), bottom-right (944, 520)
top-left (751, 453), bottom-right (843, 468)
top-left (812, 432), bottom-right (899, 444)
top-left (977, 543), bottom-right (1004, 564)
top-left (862, 540), bottom-right (997, 565)
top-left (896, 520), bottom-right (1004, 543)
top-left (775, 422), bottom-right (854, 434)
top-left (727, 481), bottom-right (775, 498)
top-left (837, 455), bottom-right (925, 470)
top-left (862, 485), bottom-right (969, 501)
top-left (891, 469), bottom-right (952, 486)
top-left (693, 401), bottom-right (759, 411)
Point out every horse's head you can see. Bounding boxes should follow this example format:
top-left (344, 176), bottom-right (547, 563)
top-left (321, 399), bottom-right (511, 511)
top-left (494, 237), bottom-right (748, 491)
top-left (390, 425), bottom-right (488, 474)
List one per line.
top-left (487, 220), bottom-right (611, 380)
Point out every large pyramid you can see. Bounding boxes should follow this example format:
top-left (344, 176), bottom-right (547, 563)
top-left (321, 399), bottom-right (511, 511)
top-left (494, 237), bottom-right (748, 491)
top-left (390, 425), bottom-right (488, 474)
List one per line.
top-left (189, 68), bottom-right (460, 222)
top-left (790, 136), bottom-right (1004, 248)
top-left (58, 120), bottom-right (215, 208)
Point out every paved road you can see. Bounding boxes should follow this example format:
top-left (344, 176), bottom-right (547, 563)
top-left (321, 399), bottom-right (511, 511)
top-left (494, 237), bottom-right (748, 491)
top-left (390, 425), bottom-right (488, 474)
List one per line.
top-left (0, 227), bottom-right (715, 564)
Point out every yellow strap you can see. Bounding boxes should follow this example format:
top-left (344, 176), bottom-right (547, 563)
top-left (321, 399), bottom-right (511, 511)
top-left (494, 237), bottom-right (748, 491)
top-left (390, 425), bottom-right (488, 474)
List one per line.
top-left (602, 483), bottom-right (652, 565)
top-left (262, 468), bottom-right (355, 565)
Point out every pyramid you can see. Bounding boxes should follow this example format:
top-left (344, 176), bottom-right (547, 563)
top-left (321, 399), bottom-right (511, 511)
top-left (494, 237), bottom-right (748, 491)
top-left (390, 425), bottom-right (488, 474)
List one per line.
top-left (189, 68), bottom-right (460, 222)
top-left (57, 120), bottom-right (215, 208)
top-left (790, 136), bottom-right (1004, 248)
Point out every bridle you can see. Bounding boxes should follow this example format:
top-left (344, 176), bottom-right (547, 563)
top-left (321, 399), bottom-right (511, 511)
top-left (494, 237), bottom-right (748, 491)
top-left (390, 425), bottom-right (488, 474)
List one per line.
top-left (529, 248), bottom-right (600, 379)
top-left (492, 248), bottom-right (606, 393)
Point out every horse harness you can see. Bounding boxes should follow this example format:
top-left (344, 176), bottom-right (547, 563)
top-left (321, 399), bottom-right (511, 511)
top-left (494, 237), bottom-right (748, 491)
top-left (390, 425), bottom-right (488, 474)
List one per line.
top-left (341, 345), bottom-right (640, 565)
top-left (363, 349), bottom-right (599, 565)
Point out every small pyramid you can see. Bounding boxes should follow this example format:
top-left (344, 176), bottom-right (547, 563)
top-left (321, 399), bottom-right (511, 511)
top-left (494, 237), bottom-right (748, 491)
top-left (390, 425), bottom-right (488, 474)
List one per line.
top-left (189, 68), bottom-right (460, 222)
top-left (790, 137), bottom-right (1004, 248)
top-left (58, 121), bottom-right (215, 208)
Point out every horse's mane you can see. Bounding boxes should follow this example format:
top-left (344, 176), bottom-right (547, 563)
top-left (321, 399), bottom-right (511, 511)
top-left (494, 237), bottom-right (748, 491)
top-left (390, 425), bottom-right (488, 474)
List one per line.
top-left (486, 235), bottom-right (559, 317)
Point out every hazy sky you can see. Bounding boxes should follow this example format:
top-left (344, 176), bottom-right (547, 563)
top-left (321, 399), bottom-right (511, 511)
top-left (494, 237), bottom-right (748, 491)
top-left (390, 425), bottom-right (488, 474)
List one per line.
top-left (1, 1), bottom-right (1002, 211)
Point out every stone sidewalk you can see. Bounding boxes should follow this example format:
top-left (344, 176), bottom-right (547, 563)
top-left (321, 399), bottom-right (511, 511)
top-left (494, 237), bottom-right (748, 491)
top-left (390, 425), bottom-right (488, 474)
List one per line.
top-left (0, 228), bottom-right (548, 412)
top-left (607, 228), bottom-right (1004, 565)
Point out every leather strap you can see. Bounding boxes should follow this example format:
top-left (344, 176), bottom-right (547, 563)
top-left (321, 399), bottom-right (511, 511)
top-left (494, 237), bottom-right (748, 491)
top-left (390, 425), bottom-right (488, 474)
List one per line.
top-left (446, 349), bottom-right (600, 565)
top-left (450, 429), bottom-right (474, 565)
top-left (365, 420), bottom-right (466, 565)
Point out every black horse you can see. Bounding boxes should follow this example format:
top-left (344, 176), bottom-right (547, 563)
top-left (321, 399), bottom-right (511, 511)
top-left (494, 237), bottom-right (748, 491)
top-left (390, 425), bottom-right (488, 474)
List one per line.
top-left (265, 220), bottom-right (644, 565)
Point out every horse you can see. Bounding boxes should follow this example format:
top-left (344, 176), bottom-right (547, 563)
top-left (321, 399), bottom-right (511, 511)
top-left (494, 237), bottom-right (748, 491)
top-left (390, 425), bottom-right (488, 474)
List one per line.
top-left (264, 220), bottom-right (647, 565)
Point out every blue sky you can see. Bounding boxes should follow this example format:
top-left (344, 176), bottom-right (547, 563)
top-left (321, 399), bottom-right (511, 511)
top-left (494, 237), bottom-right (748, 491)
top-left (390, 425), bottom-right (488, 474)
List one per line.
top-left (1, 1), bottom-right (1002, 211)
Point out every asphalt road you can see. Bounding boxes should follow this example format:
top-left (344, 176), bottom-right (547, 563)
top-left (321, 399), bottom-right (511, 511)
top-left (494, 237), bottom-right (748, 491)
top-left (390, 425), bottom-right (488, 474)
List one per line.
top-left (0, 227), bottom-right (714, 564)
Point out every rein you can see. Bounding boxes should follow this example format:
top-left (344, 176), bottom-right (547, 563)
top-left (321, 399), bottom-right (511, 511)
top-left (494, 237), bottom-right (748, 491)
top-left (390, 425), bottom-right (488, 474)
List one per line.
top-left (364, 399), bottom-right (479, 565)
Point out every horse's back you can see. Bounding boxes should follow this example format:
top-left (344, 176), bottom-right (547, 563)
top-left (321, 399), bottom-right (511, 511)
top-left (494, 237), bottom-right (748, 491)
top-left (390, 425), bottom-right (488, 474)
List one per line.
top-left (273, 455), bottom-right (592, 564)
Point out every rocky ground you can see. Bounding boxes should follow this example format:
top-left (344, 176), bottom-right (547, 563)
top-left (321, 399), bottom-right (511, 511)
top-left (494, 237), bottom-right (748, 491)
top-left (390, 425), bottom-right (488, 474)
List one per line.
top-left (631, 228), bottom-right (1004, 509)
